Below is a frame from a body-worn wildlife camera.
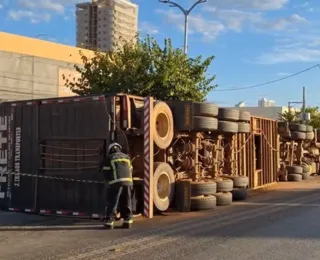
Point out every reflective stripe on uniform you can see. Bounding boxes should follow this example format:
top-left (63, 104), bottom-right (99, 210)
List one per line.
top-left (123, 219), bottom-right (133, 224)
top-left (109, 178), bottom-right (133, 185)
top-left (103, 166), bottom-right (111, 170)
top-left (110, 158), bottom-right (133, 184)
top-left (104, 221), bottom-right (114, 226)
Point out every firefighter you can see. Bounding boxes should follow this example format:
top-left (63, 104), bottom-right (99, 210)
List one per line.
top-left (102, 142), bottom-right (134, 229)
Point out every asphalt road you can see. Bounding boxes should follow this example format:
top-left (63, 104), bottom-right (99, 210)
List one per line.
top-left (1, 179), bottom-right (320, 260)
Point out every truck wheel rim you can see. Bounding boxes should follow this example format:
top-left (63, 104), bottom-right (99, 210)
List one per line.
top-left (156, 112), bottom-right (170, 140)
top-left (157, 172), bottom-right (170, 201)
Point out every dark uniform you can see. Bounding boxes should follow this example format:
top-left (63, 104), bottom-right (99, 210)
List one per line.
top-left (102, 143), bottom-right (133, 229)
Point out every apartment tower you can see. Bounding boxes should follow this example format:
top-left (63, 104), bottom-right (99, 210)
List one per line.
top-left (76, 0), bottom-right (138, 51)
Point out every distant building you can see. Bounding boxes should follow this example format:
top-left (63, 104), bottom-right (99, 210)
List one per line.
top-left (76, 0), bottom-right (138, 52)
top-left (231, 106), bottom-right (290, 120)
top-left (258, 98), bottom-right (275, 107)
top-left (0, 32), bottom-right (94, 101)
top-left (228, 98), bottom-right (300, 120)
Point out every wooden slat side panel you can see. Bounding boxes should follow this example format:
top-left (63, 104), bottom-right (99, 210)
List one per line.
top-left (235, 116), bottom-right (278, 189)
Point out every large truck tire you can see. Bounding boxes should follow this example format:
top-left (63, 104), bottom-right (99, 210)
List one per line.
top-left (191, 181), bottom-right (217, 197)
top-left (218, 121), bottom-right (238, 133)
top-left (215, 192), bottom-right (232, 206)
top-left (193, 102), bottom-right (218, 117)
top-left (190, 196), bottom-right (217, 211)
top-left (193, 116), bottom-right (218, 131)
top-left (152, 102), bottom-right (174, 149)
top-left (287, 174), bottom-right (302, 182)
top-left (226, 175), bottom-right (249, 188)
top-left (290, 131), bottom-right (306, 140)
top-left (232, 188), bottom-right (248, 201)
top-left (289, 123), bottom-right (307, 132)
top-left (237, 122), bottom-right (250, 133)
top-left (153, 162), bottom-right (175, 211)
top-left (302, 165), bottom-right (310, 173)
top-left (301, 172), bottom-right (310, 180)
top-left (286, 165), bottom-right (303, 174)
top-left (239, 111), bottom-right (251, 122)
top-left (218, 108), bottom-right (240, 121)
top-left (306, 125), bottom-right (313, 132)
top-left (215, 179), bottom-right (233, 192)
top-left (305, 132), bottom-right (314, 140)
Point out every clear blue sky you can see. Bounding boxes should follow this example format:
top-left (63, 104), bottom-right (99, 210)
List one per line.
top-left (0, 0), bottom-right (320, 107)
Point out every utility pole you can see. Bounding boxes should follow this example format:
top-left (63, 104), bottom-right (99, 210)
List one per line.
top-left (287, 87), bottom-right (306, 124)
top-left (158, 0), bottom-right (207, 54)
top-left (302, 86), bottom-right (306, 124)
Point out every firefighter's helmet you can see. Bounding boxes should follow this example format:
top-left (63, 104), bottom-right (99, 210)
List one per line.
top-left (108, 142), bottom-right (122, 153)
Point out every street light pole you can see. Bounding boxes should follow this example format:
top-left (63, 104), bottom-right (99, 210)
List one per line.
top-left (159, 0), bottom-right (207, 54)
top-left (184, 14), bottom-right (188, 55)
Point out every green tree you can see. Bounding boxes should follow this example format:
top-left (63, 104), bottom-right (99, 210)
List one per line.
top-left (64, 35), bottom-right (217, 102)
top-left (279, 106), bottom-right (320, 129)
top-left (278, 109), bottom-right (299, 123)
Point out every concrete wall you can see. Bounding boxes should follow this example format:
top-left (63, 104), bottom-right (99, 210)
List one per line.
top-left (0, 32), bottom-right (94, 101)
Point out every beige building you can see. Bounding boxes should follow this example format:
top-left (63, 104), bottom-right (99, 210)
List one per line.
top-left (76, 0), bottom-right (138, 51)
top-left (0, 32), bottom-right (94, 101)
top-left (223, 106), bottom-right (301, 120)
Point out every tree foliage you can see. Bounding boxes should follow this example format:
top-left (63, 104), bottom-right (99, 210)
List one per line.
top-left (64, 35), bottom-right (217, 102)
top-left (279, 106), bottom-right (320, 129)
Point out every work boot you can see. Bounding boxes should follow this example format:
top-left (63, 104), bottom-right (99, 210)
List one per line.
top-left (104, 220), bottom-right (114, 230)
top-left (122, 219), bottom-right (133, 229)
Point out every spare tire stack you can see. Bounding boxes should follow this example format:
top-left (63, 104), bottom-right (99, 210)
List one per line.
top-left (278, 122), bottom-right (315, 141)
top-left (217, 108), bottom-right (239, 134)
top-left (214, 179), bottom-right (234, 206)
top-left (169, 101), bottom-right (219, 132)
top-left (305, 125), bottom-right (314, 140)
top-left (289, 123), bottom-right (307, 141)
top-left (237, 111), bottom-right (251, 133)
top-left (286, 165), bottom-right (303, 182)
top-left (279, 123), bottom-right (315, 142)
top-left (227, 175), bottom-right (249, 201)
top-left (190, 181), bottom-right (217, 211)
top-left (192, 103), bottom-right (219, 131)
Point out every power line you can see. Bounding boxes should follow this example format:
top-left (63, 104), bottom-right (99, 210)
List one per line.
top-left (214, 64), bottom-right (320, 92)
top-left (2, 63), bottom-right (320, 94)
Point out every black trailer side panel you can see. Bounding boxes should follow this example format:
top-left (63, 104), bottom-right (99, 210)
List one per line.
top-left (0, 103), bottom-right (15, 209)
top-left (37, 97), bottom-right (109, 214)
top-left (39, 99), bottom-right (109, 140)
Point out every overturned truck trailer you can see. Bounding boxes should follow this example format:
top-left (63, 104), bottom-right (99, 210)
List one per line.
top-left (0, 93), bottom-right (177, 218)
top-left (0, 94), bottom-right (280, 219)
